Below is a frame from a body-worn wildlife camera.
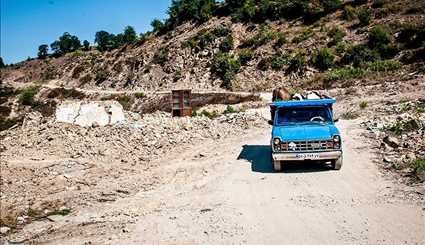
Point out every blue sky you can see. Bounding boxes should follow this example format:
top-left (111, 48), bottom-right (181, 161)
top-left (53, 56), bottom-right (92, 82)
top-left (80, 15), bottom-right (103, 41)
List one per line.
top-left (1, 0), bottom-right (171, 64)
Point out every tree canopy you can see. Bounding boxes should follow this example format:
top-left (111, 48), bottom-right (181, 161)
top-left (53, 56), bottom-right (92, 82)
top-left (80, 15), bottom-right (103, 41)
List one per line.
top-left (38, 44), bottom-right (49, 59)
top-left (50, 32), bottom-right (82, 56)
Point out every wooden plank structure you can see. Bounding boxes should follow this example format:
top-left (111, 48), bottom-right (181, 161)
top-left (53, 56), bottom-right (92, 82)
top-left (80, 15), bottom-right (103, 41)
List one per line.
top-left (171, 89), bottom-right (192, 117)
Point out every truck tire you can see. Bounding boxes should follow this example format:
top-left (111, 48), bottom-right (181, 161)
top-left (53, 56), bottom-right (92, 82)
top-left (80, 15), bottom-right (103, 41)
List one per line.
top-left (273, 160), bottom-right (282, 172)
top-left (332, 156), bottom-right (343, 170)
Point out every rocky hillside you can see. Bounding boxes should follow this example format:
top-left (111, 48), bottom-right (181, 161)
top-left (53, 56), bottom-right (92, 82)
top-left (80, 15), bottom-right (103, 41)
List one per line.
top-left (1, 0), bottom-right (424, 93)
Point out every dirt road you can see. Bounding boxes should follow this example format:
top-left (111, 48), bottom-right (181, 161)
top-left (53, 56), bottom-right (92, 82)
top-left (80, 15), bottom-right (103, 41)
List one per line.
top-left (9, 115), bottom-right (423, 245)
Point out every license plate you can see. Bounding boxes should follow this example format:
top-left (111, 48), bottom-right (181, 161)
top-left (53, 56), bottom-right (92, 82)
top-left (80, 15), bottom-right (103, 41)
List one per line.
top-left (296, 153), bottom-right (320, 160)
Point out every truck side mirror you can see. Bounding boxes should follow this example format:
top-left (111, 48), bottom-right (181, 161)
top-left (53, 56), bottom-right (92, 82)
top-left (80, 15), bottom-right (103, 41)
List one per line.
top-left (333, 118), bottom-right (339, 122)
top-left (268, 120), bottom-right (274, 125)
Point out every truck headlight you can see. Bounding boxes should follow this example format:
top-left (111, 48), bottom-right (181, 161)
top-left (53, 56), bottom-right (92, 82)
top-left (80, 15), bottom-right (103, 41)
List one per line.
top-left (273, 138), bottom-right (281, 145)
top-left (333, 135), bottom-right (341, 149)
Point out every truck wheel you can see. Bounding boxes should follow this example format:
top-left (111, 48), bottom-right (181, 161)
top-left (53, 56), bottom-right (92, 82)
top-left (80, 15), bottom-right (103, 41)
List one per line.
top-left (332, 156), bottom-right (343, 170)
top-left (273, 160), bottom-right (282, 172)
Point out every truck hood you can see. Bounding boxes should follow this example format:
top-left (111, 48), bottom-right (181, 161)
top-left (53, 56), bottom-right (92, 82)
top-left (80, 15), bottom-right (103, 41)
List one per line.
top-left (272, 123), bottom-right (340, 141)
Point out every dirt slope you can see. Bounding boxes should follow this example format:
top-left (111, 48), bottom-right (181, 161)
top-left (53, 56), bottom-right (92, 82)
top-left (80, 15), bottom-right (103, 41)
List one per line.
top-left (4, 109), bottom-right (423, 244)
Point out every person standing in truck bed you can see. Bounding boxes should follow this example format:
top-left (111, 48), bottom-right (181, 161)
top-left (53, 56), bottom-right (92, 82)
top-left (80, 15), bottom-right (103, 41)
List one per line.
top-left (271, 87), bottom-right (291, 122)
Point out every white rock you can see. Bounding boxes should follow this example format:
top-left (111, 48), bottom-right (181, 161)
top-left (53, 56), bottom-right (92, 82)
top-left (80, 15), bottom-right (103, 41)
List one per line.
top-left (55, 101), bottom-right (126, 127)
top-left (0, 226), bottom-right (11, 234)
top-left (109, 103), bottom-right (126, 124)
top-left (56, 101), bottom-right (82, 124)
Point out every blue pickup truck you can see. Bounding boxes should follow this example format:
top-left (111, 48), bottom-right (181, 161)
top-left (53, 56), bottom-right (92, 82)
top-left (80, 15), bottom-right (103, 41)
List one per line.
top-left (270, 99), bottom-right (342, 171)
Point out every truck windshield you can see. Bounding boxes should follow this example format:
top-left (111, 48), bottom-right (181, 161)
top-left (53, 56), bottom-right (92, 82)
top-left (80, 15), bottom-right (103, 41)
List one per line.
top-left (276, 106), bottom-right (332, 125)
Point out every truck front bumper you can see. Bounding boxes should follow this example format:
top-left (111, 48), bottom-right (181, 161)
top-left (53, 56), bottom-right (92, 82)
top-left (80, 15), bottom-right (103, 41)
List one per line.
top-left (272, 150), bottom-right (342, 161)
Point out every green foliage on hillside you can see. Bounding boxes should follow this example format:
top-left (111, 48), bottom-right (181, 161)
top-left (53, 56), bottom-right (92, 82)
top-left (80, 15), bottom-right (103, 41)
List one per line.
top-left (313, 48), bottom-right (335, 70)
top-left (328, 27), bottom-right (345, 46)
top-left (95, 26), bottom-right (137, 52)
top-left (38, 44), bottom-right (49, 59)
top-left (240, 25), bottom-right (277, 48)
top-left (238, 49), bottom-right (254, 65)
top-left (211, 52), bottom-right (241, 89)
top-left (50, 32), bottom-right (81, 56)
top-left (82, 40), bottom-right (90, 51)
top-left (357, 7), bottom-right (372, 26)
top-left (19, 86), bottom-right (40, 107)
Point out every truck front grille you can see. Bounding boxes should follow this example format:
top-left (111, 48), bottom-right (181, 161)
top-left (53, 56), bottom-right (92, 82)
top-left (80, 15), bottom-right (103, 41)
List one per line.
top-left (276, 140), bottom-right (334, 152)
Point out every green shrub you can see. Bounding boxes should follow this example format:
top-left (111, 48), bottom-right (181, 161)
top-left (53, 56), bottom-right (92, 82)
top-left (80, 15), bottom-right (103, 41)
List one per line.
top-left (238, 49), bottom-right (254, 65)
top-left (368, 26), bottom-right (398, 58)
top-left (19, 86), bottom-right (40, 106)
top-left (342, 5), bottom-right (357, 20)
top-left (385, 119), bottom-right (422, 135)
top-left (335, 41), bottom-right (347, 54)
top-left (211, 52), bottom-right (241, 89)
top-left (270, 53), bottom-right (288, 70)
top-left (323, 66), bottom-right (366, 83)
top-left (212, 26), bottom-right (231, 37)
top-left (292, 28), bottom-right (313, 43)
top-left (359, 101), bottom-right (368, 109)
top-left (223, 105), bottom-right (237, 114)
top-left (357, 7), bottom-right (372, 26)
top-left (397, 24), bottom-right (425, 49)
top-left (362, 59), bottom-right (401, 72)
top-left (411, 158), bottom-right (425, 179)
top-left (328, 27), bottom-right (345, 46)
top-left (219, 35), bottom-right (234, 52)
top-left (275, 32), bottom-right (287, 47)
top-left (134, 92), bottom-right (145, 99)
top-left (240, 25), bottom-right (277, 48)
top-left (343, 44), bottom-right (380, 67)
top-left (368, 26), bottom-right (391, 48)
top-left (313, 48), bottom-right (335, 70)
top-left (116, 95), bottom-right (133, 110)
top-left (287, 53), bottom-right (306, 74)
top-left (183, 30), bottom-right (216, 51)
top-left (198, 110), bottom-right (219, 119)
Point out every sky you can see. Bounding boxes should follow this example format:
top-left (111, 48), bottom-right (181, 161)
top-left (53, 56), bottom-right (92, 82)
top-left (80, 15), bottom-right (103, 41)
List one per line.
top-left (1, 0), bottom-right (171, 64)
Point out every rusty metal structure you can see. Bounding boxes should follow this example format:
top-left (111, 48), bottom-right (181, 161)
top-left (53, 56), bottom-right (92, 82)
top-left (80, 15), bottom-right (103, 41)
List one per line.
top-left (171, 89), bottom-right (192, 117)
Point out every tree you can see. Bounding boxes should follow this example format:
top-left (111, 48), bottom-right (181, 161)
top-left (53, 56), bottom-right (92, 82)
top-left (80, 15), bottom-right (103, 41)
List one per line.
top-left (151, 19), bottom-right (165, 33)
top-left (168, 0), bottom-right (216, 27)
top-left (95, 31), bottom-right (115, 51)
top-left (0, 57), bottom-right (5, 68)
top-left (123, 26), bottom-right (137, 43)
top-left (113, 33), bottom-right (125, 47)
top-left (83, 40), bottom-right (90, 51)
top-left (50, 32), bottom-right (82, 56)
top-left (38, 44), bottom-right (49, 59)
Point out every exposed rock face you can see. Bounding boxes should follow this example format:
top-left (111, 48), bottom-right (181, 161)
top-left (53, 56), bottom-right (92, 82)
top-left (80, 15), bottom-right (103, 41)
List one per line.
top-left (55, 101), bottom-right (126, 127)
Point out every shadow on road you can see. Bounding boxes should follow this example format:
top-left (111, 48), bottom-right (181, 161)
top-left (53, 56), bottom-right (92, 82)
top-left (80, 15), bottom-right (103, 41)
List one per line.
top-left (237, 145), bottom-right (332, 174)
